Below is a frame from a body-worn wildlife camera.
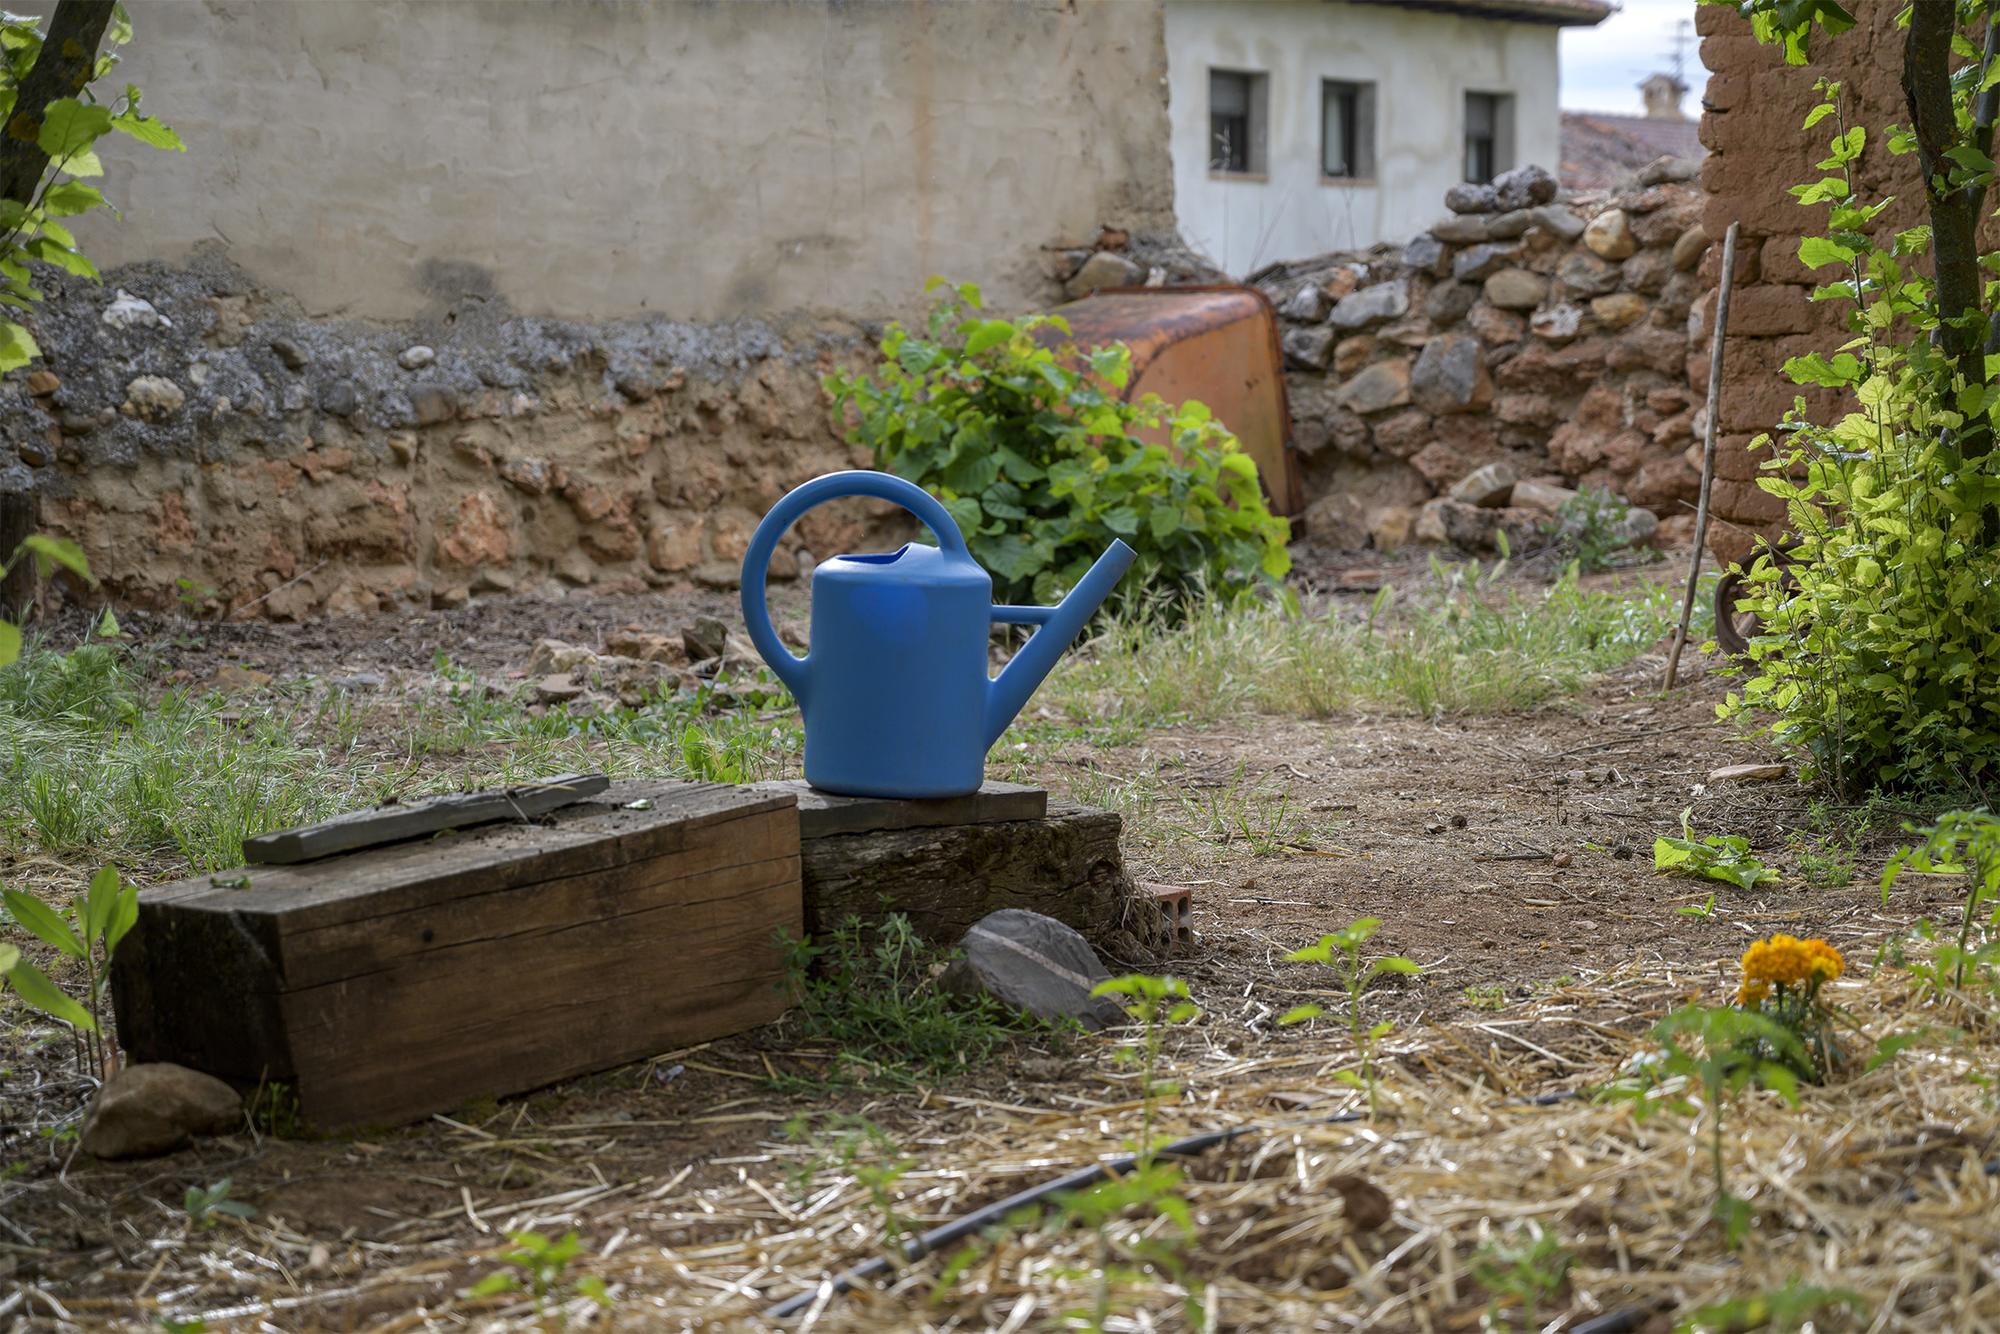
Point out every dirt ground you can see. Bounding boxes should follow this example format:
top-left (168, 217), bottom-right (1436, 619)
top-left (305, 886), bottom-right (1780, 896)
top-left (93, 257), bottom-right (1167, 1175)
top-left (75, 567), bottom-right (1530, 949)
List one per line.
top-left (1, 548), bottom-right (1975, 1330)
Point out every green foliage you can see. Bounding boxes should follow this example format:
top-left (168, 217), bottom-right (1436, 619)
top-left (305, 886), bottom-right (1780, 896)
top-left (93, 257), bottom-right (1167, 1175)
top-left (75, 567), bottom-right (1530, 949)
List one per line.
top-left (786, 1115), bottom-right (913, 1263)
top-left (0, 535), bottom-right (92, 672)
top-left (1471, 1221), bottom-right (1571, 1331)
top-left (1881, 809), bottom-right (2000, 994)
top-left (824, 279), bottom-right (1291, 613)
top-left (466, 1229), bottom-right (611, 1315)
top-left (1675, 1280), bottom-right (1866, 1334)
top-left (777, 913), bottom-right (1048, 1087)
top-left (1654, 809), bottom-right (1778, 890)
top-left (1716, 75), bottom-right (2000, 795)
top-left (0, 8), bottom-right (185, 371)
top-left (1277, 918), bottom-right (1420, 1120)
top-left (1550, 487), bottom-right (1653, 574)
top-left (3, 865), bottom-right (136, 1076)
top-left (1047, 1160), bottom-right (1203, 1334)
top-left (1091, 973), bottom-right (1200, 1162)
top-left (1608, 1004), bottom-right (1806, 1247)
top-left (182, 1179), bottom-right (255, 1230)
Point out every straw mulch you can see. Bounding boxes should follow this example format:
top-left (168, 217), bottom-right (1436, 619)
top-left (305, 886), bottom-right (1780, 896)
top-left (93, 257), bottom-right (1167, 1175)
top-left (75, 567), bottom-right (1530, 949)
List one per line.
top-left (14, 962), bottom-right (1996, 1332)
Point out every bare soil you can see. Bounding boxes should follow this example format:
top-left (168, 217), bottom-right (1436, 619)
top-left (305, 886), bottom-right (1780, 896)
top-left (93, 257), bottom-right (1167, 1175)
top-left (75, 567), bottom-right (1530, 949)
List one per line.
top-left (1, 554), bottom-right (1967, 1330)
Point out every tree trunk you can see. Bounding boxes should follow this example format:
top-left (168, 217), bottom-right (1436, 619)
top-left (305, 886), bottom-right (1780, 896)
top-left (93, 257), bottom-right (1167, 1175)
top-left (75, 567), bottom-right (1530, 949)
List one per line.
top-left (0, 1), bottom-right (117, 205)
top-left (0, 491), bottom-right (34, 618)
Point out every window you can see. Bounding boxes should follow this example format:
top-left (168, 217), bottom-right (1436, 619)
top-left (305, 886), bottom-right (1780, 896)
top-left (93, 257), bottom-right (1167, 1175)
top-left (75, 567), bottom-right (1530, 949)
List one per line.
top-left (1321, 79), bottom-right (1376, 180)
top-left (1209, 68), bottom-right (1267, 175)
top-left (1464, 91), bottom-right (1515, 184)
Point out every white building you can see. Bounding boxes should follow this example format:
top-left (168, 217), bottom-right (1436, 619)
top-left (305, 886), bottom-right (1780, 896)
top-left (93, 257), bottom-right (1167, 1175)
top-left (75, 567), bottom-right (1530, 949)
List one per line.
top-left (1166, 0), bottom-right (1611, 276)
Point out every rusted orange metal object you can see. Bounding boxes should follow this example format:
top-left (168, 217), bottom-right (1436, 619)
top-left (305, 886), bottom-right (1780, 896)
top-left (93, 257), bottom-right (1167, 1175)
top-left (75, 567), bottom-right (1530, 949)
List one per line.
top-left (1038, 286), bottom-right (1304, 517)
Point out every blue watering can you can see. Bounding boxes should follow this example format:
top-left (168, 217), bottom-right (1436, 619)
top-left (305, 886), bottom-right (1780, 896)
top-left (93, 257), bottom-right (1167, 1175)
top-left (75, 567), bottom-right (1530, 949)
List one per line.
top-left (740, 471), bottom-right (1137, 798)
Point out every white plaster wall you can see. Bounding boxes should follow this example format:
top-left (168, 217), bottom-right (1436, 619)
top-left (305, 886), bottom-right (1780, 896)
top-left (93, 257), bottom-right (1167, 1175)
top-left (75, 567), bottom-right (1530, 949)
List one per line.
top-left (1165, 0), bottom-right (1563, 275)
top-left (62, 0), bottom-right (1173, 322)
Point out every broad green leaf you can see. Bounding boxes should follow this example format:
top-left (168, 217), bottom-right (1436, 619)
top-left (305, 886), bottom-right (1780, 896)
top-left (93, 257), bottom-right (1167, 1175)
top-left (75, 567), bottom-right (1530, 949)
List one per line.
top-left (110, 108), bottom-right (185, 151)
top-left (40, 180), bottom-right (106, 217)
top-left (1277, 1003), bottom-right (1324, 1025)
top-left (83, 866), bottom-right (119, 942)
top-left (0, 619), bottom-right (17, 668)
top-left (1797, 236), bottom-right (1855, 269)
top-left (104, 887), bottom-right (138, 958)
top-left (4, 888), bottom-right (84, 956)
top-left (4, 959), bottom-right (94, 1031)
top-left (0, 942), bottom-right (16, 976)
top-left (61, 146), bottom-right (105, 178)
top-left (18, 534), bottom-right (91, 582)
top-left (0, 319), bottom-right (39, 372)
top-left (36, 98), bottom-right (114, 161)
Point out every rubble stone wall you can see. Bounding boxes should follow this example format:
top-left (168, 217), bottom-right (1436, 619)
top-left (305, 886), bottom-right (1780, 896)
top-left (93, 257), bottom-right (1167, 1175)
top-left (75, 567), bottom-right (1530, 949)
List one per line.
top-left (1262, 166), bottom-right (1710, 551)
top-left (1694, 1), bottom-right (1912, 562)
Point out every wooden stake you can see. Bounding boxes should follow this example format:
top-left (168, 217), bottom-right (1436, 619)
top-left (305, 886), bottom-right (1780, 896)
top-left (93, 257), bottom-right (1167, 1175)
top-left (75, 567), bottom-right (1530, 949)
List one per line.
top-left (1664, 220), bottom-right (1741, 692)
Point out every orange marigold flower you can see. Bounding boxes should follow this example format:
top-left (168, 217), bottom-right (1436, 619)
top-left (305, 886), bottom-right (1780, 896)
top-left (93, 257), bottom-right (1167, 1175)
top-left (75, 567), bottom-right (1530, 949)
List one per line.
top-left (1739, 934), bottom-right (1844, 990)
top-left (1736, 978), bottom-right (1772, 1008)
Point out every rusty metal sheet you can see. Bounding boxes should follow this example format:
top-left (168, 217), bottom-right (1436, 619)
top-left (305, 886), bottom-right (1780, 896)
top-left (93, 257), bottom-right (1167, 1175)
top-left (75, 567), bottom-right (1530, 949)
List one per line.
top-left (1036, 286), bottom-right (1303, 516)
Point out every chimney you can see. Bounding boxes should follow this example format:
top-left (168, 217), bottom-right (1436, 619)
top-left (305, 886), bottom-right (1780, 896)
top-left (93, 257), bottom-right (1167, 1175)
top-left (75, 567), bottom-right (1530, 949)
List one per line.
top-left (1640, 72), bottom-right (1688, 121)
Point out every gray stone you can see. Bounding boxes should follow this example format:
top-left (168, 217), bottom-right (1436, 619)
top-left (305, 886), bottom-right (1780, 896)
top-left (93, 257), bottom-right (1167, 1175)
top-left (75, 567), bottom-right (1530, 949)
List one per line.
top-left (525, 638), bottom-right (599, 675)
top-left (1672, 224), bottom-right (1712, 272)
top-left (684, 614), bottom-right (729, 662)
top-left (1431, 215), bottom-right (1491, 244)
top-left (1445, 182), bottom-right (1500, 214)
top-left (1452, 243), bottom-right (1518, 283)
top-left (1527, 205), bottom-right (1587, 241)
top-left (410, 385), bottom-right (457, 425)
top-left (1492, 164), bottom-right (1559, 211)
top-left (270, 336), bottom-right (309, 370)
top-left (1283, 325), bottom-right (1337, 371)
top-left (1065, 251), bottom-right (1144, 299)
top-left (1410, 334), bottom-right (1491, 415)
top-left (81, 1063), bottom-right (241, 1160)
top-left (398, 344), bottom-right (437, 370)
top-left (533, 674), bottom-right (586, 703)
top-left (102, 289), bottom-right (170, 330)
top-left (1559, 502), bottom-right (1659, 549)
top-left (1448, 459), bottom-right (1519, 507)
top-left (122, 375), bottom-right (185, 420)
top-left (1482, 269), bottom-right (1547, 311)
top-left (319, 380), bottom-right (360, 416)
top-left (938, 908), bottom-right (1125, 1030)
top-left (1530, 303), bottom-right (1585, 343)
top-left (1638, 155), bottom-right (1701, 186)
top-left (1333, 358), bottom-right (1412, 414)
top-left (1557, 251), bottom-right (1621, 298)
top-left (1302, 492), bottom-right (1372, 548)
top-left (1486, 209), bottom-right (1533, 239)
top-left (1425, 281), bottom-right (1479, 325)
top-left (1401, 233), bottom-right (1449, 277)
top-left (1329, 279), bottom-right (1411, 330)
top-left (1415, 498), bottom-right (1542, 552)
top-left (1279, 283), bottom-right (1331, 322)
top-left (1512, 478), bottom-right (1578, 516)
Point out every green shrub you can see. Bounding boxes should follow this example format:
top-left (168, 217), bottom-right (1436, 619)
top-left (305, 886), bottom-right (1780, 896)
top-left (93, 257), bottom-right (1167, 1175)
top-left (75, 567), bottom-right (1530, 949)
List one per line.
top-left (1721, 80), bottom-right (2000, 796)
top-left (824, 280), bottom-right (1291, 611)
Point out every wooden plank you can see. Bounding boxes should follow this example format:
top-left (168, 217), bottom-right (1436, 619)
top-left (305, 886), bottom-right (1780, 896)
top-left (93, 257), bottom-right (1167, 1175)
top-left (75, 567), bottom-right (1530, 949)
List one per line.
top-left (242, 773), bottom-right (610, 865)
top-left (800, 803), bottom-right (1134, 946)
top-left (752, 779), bottom-right (1047, 839)
top-left (111, 780), bottom-right (805, 1126)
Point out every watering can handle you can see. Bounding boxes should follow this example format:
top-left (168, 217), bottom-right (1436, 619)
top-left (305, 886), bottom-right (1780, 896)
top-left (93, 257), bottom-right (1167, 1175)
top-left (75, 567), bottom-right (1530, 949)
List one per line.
top-left (739, 470), bottom-right (970, 706)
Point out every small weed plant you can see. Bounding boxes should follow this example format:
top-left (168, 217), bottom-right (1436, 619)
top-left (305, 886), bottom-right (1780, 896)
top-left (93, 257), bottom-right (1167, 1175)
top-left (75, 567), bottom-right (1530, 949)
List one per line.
top-left (778, 913), bottom-right (1046, 1087)
top-left (1674, 1281), bottom-right (1866, 1334)
top-left (826, 279), bottom-right (1291, 613)
top-left (467, 1229), bottom-right (611, 1317)
top-left (1610, 1004), bottom-right (1807, 1247)
top-left (1471, 1221), bottom-right (1572, 1332)
top-left (1880, 809), bottom-right (2000, 994)
top-left (1550, 488), bottom-right (1654, 573)
top-left (183, 1179), bottom-right (255, 1230)
top-left (3, 865), bottom-right (137, 1075)
top-left (786, 1114), bottom-right (914, 1264)
top-left (1090, 974), bottom-right (1200, 1160)
top-left (1654, 810), bottom-right (1778, 890)
top-left (1278, 918), bottom-right (1420, 1120)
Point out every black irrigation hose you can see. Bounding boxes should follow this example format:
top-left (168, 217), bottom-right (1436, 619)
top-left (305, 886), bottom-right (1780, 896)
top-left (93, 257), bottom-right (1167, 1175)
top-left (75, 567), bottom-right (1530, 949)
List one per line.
top-left (765, 1092), bottom-right (1585, 1322)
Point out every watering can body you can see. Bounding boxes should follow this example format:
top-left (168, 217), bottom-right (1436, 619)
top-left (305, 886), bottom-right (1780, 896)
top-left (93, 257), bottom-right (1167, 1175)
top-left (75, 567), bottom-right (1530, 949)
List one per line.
top-left (740, 471), bottom-right (1136, 798)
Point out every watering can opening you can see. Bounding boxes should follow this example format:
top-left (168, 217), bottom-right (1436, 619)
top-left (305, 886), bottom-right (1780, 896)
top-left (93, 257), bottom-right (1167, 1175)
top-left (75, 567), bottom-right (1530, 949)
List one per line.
top-left (840, 545), bottom-right (917, 566)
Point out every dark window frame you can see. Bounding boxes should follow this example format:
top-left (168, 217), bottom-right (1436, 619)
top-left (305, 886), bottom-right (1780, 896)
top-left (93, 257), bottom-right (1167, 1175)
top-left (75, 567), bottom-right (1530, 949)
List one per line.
top-left (1209, 67), bottom-right (1268, 177)
top-left (1320, 78), bottom-right (1376, 181)
top-left (1463, 90), bottom-right (1515, 185)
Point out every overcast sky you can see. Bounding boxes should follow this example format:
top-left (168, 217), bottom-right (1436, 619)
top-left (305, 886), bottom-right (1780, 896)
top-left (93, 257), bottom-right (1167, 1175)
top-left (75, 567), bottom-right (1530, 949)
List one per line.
top-left (1561, 0), bottom-right (1703, 114)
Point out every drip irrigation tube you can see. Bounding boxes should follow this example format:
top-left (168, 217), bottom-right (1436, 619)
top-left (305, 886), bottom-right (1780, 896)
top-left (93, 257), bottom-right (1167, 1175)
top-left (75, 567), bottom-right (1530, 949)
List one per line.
top-left (764, 1092), bottom-right (1584, 1322)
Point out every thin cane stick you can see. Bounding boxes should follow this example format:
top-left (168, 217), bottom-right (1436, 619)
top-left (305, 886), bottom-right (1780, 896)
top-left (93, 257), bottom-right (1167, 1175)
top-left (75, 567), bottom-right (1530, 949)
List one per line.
top-left (1665, 220), bottom-right (1741, 691)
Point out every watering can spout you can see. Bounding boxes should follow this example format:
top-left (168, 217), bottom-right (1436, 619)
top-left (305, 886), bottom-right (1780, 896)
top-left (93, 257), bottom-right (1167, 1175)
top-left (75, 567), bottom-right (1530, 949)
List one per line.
top-left (983, 540), bottom-right (1137, 748)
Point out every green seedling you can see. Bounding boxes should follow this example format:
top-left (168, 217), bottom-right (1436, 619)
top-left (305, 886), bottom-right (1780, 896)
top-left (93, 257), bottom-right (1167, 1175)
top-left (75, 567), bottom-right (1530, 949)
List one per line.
top-left (466, 1229), bottom-right (611, 1316)
top-left (1091, 973), bottom-right (1200, 1162)
top-left (1675, 1280), bottom-right (1866, 1333)
top-left (3, 866), bottom-right (138, 1075)
top-left (1471, 1220), bottom-right (1572, 1331)
top-left (183, 1179), bottom-right (255, 1230)
top-left (1278, 918), bottom-right (1420, 1120)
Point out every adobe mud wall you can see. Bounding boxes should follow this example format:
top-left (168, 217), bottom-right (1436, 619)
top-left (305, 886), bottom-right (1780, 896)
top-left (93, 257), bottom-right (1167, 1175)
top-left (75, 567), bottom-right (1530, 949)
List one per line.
top-left (1694, 1), bottom-right (1911, 562)
top-left (62, 0), bottom-right (1175, 323)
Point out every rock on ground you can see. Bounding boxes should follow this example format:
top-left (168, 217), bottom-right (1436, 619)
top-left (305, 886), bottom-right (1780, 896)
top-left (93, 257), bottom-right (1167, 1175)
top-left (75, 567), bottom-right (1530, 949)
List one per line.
top-left (938, 908), bottom-right (1126, 1031)
top-left (82, 1063), bottom-right (242, 1159)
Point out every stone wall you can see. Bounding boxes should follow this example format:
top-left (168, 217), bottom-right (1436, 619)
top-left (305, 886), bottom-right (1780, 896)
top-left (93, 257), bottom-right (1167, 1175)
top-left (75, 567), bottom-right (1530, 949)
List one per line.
top-left (1693, 1), bottom-right (1910, 562)
top-left (6, 251), bottom-right (884, 619)
top-left (1262, 165), bottom-right (1710, 551)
